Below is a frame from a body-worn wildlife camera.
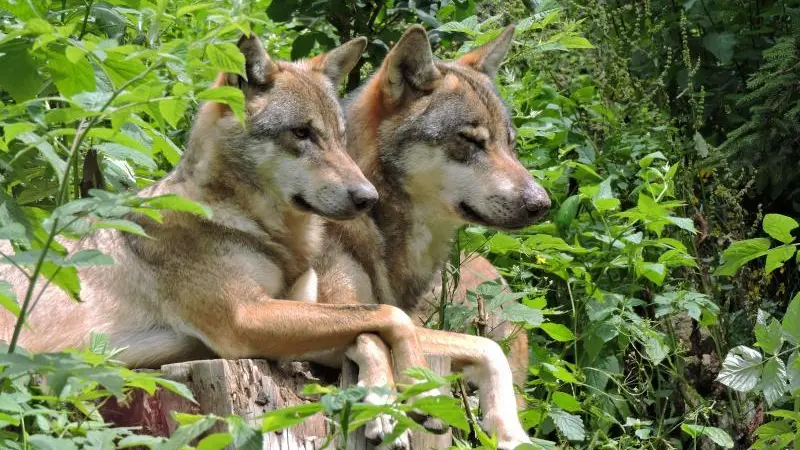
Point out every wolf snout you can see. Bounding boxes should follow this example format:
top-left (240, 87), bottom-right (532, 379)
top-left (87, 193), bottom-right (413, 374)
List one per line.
top-left (348, 183), bottom-right (379, 212)
top-left (522, 184), bottom-right (551, 219)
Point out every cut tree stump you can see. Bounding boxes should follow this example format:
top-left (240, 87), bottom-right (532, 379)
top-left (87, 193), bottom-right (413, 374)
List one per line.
top-left (101, 356), bottom-right (452, 450)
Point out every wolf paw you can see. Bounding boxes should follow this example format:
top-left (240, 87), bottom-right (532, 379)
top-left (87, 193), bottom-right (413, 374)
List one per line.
top-left (364, 415), bottom-right (410, 450)
top-left (406, 411), bottom-right (448, 434)
top-left (495, 429), bottom-right (532, 450)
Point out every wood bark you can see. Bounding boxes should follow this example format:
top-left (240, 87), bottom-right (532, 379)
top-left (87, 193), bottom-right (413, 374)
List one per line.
top-left (101, 357), bottom-right (452, 450)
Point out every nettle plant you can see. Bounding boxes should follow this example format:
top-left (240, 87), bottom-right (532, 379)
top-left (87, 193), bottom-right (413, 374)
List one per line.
top-left (714, 214), bottom-right (800, 449)
top-left (450, 20), bottom-right (730, 444)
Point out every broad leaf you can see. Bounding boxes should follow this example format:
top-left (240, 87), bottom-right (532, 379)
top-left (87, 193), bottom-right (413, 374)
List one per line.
top-left (549, 408), bottom-right (585, 441)
top-left (206, 43), bottom-right (246, 77)
top-left (681, 424), bottom-right (734, 448)
top-left (714, 238), bottom-right (771, 276)
top-left (540, 323), bottom-right (575, 342)
top-left (765, 246), bottom-right (795, 274)
top-left (761, 358), bottom-right (788, 406)
top-left (716, 345), bottom-right (762, 392)
top-left (782, 293), bottom-right (800, 345)
top-left (763, 214), bottom-right (798, 244)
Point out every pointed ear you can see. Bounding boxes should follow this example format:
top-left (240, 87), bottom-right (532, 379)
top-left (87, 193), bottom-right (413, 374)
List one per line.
top-left (311, 37), bottom-right (367, 86)
top-left (227, 34), bottom-right (278, 87)
top-left (456, 25), bottom-right (515, 77)
top-left (380, 25), bottom-right (441, 103)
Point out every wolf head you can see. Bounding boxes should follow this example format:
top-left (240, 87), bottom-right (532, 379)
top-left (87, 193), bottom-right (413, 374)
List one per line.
top-left (191, 34), bottom-right (377, 220)
top-left (351, 26), bottom-right (550, 230)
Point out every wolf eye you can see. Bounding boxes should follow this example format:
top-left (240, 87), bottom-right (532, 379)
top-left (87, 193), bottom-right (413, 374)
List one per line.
top-left (292, 127), bottom-right (312, 140)
top-left (459, 132), bottom-right (486, 150)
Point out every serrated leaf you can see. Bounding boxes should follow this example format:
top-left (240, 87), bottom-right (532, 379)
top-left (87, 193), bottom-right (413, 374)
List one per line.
top-left (783, 293), bottom-right (800, 345)
top-left (540, 323), bottom-right (575, 342)
top-left (717, 345), bottom-right (762, 392)
top-left (681, 424), bottom-right (733, 448)
top-left (197, 86), bottom-right (245, 125)
top-left (714, 238), bottom-right (771, 276)
top-left (207, 43), bottom-right (245, 77)
top-left (763, 214), bottom-right (798, 244)
top-left (694, 131), bottom-right (709, 157)
top-left (155, 378), bottom-right (196, 403)
top-left (636, 261), bottom-right (666, 285)
top-left (549, 408), bottom-right (585, 441)
top-left (226, 415), bottom-right (263, 450)
top-left (703, 32), bottom-right (736, 64)
top-left (755, 313), bottom-right (784, 355)
top-left (499, 303), bottom-right (544, 327)
top-left (762, 358), bottom-right (788, 406)
top-left (158, 98), bottom-right (189, 129)
top-left (67, 249), bottom-right (114, 267)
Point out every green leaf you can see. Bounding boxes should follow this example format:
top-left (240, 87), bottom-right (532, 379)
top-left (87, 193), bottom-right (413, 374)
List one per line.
top-left (207, 43), bottom-right (246, 77)
top-left (93, 219), bottom-right (149, 237)
top-left (145, 195), bottom-right (212, 218)
top-left (155, 378), bottom-right (196, 402)
top-left (693, 131), bottom-right (709, 158)
top-left (681, 424), bottom-right (734, 448)
top-left (716, 345), bottom-right (762, 392)
top-left (408, 395), bottom-right (469, 432)
top-left (765, 246), bottom-right (796, 274)
top-left (162, 415), bottom-right (218, 450)
top-left (552, 392), bottom-right (581, 412)
top-left (555, 195), bottom-right (580, 230)
top-left (636, 261), bottom-right (666, 285)
top-left (487, 233), bottom-right (520, 254)
top-left (783, 293), bottom-right (800, 345)
top-left (761, 358), bottom-right (788, 406)
top-left (763, 214), bottom-right (798, 244)
top-left (703, 32), bottom-right (736, 64)
top-left (549, 408), bottom-right (585, 441)
top-left (540, 323), bottom-right (575, 342)
top-left (197, 86), bottom-right (246, 125)
top-left (197, 433), bottom-right (233, 450)
top-left (227, 416), bottom-right (263, 450)
top-left (28, 435), bottom-right (78, 450)
top-left (0, 281), bottom-right (20, 317)
top-left (499, 303), bottom-right (544, 327)
top-left (67, 249), bottom-right (114, 267)
top-left (291, 33), bottom-right (317, 60)
top-left (266, 0), bottom-right (298, 21)
top-left (46, 52), bottom-right (96, 98)
top-left (755, 311), bottom-right (784, 355)
top-left (158, 98), bottom-right (189, 129)
top-left (713, 238), bottom-right (771, 276)
top-left (261, 403), bottom-right (323, 432)
top-left (0, 40), bottom-right (46, 102)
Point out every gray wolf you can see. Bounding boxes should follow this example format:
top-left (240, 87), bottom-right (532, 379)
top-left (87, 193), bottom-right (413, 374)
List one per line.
top-left (314, 25), bottom-right (551, 449)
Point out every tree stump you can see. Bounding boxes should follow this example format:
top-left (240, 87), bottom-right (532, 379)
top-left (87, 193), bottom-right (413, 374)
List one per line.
top-left (102, 357), bottom-right (452, 450)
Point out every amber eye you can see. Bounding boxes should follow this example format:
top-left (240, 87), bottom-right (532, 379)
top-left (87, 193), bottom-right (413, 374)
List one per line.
top-left (292, 127), bottom-right (311, 139)
top-left (459, 132), bottom-right (487, 150)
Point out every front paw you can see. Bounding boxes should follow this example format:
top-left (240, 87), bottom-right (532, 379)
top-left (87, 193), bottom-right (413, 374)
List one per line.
top-left (364, 414), bottom-right (411, 450)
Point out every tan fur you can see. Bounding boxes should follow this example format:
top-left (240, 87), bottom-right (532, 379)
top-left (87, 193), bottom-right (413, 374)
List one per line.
top-left (0, 35), bottom-right (444, 418)
top-left (314, 25), bottom-right (550, 449)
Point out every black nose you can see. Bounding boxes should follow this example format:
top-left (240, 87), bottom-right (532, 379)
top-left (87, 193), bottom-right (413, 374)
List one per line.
top-left (523, 184), bottom-right (551, 218)
top-left (349, 184), bottom-right (379, 211)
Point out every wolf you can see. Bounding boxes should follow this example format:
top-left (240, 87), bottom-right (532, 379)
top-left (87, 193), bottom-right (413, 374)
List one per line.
top-left (314, 25), bottom-right (551, 449)
top-left (0, 35), bottom-right (451, 437)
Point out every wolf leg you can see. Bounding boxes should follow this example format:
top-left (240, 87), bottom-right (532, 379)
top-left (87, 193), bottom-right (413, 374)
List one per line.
top-left (414, 328), bottom-right (531, 450)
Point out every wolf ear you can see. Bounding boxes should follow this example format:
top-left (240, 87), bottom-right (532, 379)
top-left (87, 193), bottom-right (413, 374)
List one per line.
top-left (311, 37), bottom-right (367, 86)
top-left (456, 25), bottom-right (515, 78)
top-left (380, 25), bottom-right (441, 103)
top-left (230, 34), bottom-right (277, 86)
